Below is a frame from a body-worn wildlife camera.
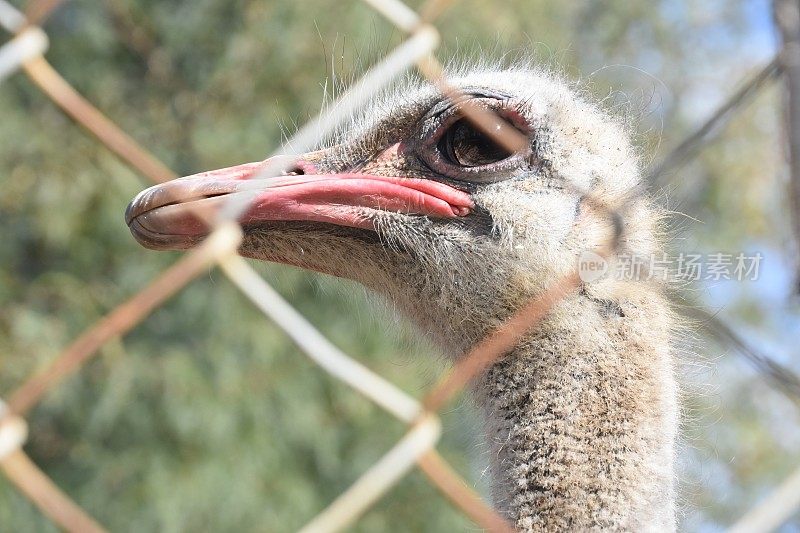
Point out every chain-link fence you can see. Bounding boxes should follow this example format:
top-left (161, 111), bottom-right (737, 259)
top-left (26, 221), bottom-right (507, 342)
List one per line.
top-left (1, 0), bottom-right (799, 531)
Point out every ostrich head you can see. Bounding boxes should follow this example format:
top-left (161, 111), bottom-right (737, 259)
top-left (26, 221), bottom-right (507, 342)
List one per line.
top-left (127, 66), bottom-right (676, 529)
top-left (126, 67), bottom-right (656, 355)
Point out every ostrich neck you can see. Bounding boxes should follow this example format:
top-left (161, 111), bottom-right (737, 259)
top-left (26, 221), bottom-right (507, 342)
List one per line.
top-left (474, 292), bottom-right (677, 531)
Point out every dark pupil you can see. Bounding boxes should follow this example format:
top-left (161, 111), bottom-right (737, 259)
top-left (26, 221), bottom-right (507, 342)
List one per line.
top-left (440, 119), bottom-right (512, 167)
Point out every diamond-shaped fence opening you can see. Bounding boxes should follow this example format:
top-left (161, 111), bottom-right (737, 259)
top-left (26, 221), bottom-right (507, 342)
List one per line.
top-left (1, 1), bottom-right (799, 531)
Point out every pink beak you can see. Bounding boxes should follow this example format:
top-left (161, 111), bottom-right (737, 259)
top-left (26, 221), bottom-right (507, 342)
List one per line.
top-left (126, 158), bottom-right (474, 250)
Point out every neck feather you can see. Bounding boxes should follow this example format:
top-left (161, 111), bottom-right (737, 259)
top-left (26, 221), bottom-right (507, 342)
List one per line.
top-left (474, 291), bottom-right (677, 531)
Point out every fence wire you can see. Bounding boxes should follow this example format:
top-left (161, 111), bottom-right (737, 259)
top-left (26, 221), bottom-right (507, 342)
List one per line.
top-left (0, 0), bottom-right (798, 532)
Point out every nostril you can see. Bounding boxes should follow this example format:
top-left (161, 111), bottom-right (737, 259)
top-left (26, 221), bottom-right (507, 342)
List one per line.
top-left (284, 163), bottom-right (305, 176)
top-left (294, 159), bottom-right (319, 176)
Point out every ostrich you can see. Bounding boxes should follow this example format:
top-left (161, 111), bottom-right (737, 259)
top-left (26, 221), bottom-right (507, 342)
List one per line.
top-left (125, 67), bottom-right (677, 531)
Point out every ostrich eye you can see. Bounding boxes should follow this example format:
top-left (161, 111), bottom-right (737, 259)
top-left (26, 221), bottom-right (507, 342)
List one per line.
top-left (437, 119), bottom-right (512, 168)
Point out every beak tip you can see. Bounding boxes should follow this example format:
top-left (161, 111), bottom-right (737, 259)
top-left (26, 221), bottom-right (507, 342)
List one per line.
top-left (127, 218), bottom-right (202, 251)
top-left (124, 201), bottom-right (136, 226)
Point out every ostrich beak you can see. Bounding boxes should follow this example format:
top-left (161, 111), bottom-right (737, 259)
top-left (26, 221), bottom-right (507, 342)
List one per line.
top-left (125, 157), bottom-right (473, 250)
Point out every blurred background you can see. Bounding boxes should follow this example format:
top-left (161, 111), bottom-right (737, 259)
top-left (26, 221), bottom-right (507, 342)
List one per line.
top-left (1, 0), bottom-right (799, 531)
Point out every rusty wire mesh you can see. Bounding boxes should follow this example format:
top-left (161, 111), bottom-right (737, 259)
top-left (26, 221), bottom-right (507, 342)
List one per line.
top-left (0, 0), bottom-right (799, 532)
